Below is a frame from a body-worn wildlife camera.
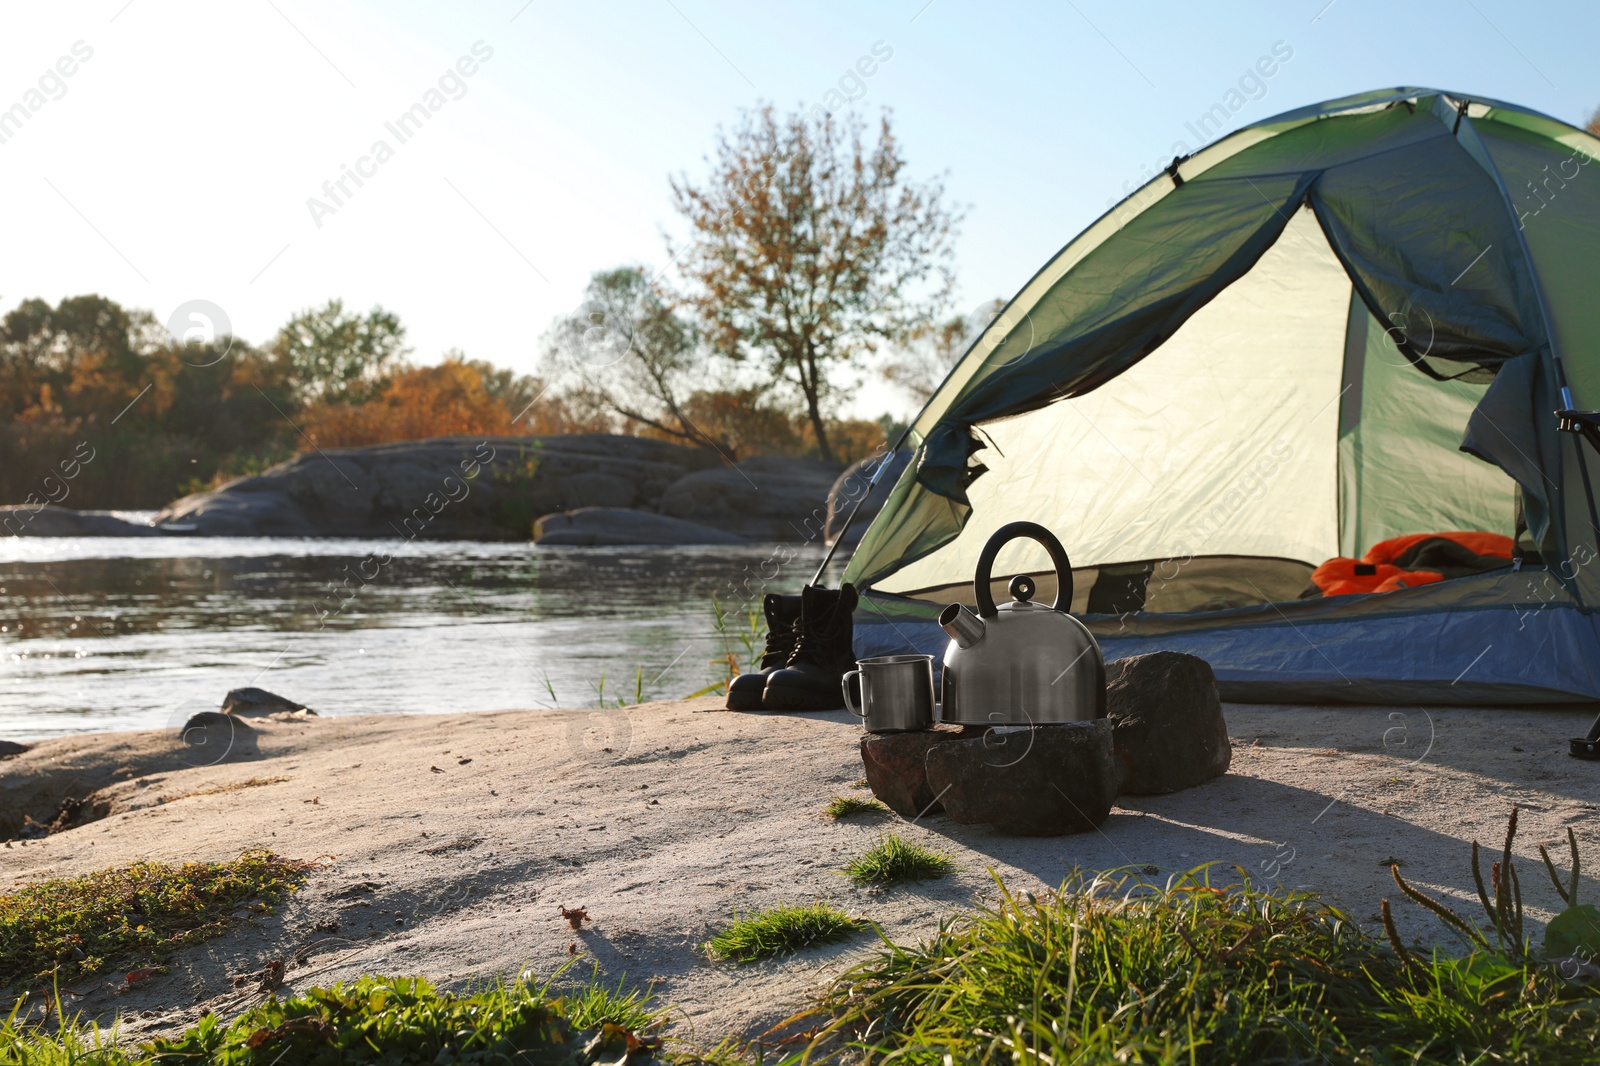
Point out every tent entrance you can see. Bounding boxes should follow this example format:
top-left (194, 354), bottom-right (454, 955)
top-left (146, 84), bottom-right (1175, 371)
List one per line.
top-left (874, 207), bottom-right (1516, 612)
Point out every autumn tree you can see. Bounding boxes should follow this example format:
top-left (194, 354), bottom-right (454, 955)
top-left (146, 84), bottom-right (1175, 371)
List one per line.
top-left (669, 105), bottom-right (960, 462)
top-left (272, 299), bottom-right (409, 403)
top-left (542, 266), bottom-right (730, 449)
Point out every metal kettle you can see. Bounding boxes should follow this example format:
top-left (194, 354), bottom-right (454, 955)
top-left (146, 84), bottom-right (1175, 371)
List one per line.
top-left (938, 521), bottom-right (1106, 726)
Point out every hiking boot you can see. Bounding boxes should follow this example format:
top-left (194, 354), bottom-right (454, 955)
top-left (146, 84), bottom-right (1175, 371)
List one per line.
top-left (762, 583), bottom-right (859, 711)
top-left (725, 593), bottom-right (803, 711)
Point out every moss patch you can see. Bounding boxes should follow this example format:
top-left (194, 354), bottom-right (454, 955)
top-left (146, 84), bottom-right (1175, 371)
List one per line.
top-left (0, 850), bottom-right (315, 990)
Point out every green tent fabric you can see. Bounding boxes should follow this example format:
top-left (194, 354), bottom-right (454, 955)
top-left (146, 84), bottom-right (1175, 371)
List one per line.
top-left (845, 89), bottom-right (1600, 704)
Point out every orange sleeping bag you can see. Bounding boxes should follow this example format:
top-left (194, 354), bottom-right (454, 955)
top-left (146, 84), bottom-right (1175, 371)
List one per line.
top-left (1311, 531), bottom-right (1514, 597)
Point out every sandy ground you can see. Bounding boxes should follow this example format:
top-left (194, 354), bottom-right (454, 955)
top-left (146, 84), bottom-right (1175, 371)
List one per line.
top-left (3, 698), bottom-right (1599, 1050)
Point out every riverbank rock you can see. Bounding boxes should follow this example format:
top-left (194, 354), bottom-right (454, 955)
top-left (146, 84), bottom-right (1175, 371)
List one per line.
top-left (1106, 651), bottom-right (1230, 795)
top-left (222, 687), bottom-right (316, 717)
top-left (0, 740), bottom-right (29, 758)
top-left (153, 435), bottom-right (725, 540)
top-left (825, 450), bottom-right (911, 546)
top-left (534, 508), bottom-right (747, 546)
top-left (658, 455), bottom-right (845, 542)
top-left (859, 725), bottom-right (980, 818)
top-left (924, 720), bottom-right (1122, 836)
top-left (0, 505), bottom-right (161, 537)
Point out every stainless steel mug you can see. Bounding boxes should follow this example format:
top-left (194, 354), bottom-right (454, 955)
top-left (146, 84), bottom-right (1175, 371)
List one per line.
top-left (841, 654), bottom-right (935, 733)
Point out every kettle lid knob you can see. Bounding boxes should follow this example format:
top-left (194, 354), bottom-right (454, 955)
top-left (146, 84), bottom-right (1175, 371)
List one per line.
top-left (1008, 574), bottom-right (1035, 603)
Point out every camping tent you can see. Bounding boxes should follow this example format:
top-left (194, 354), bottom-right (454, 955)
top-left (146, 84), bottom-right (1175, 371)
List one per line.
top-left (846, 88), bottom-right (1600, 705)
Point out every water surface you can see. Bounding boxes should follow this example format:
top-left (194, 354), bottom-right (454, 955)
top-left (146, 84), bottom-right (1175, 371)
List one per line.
top-left (0, 535), bottom-right (828, 741)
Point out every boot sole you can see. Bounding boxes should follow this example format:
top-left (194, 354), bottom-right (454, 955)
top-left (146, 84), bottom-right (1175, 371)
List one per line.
top-left (761, 681), bottom-right (845, 712)
top-left (725, 688), bottom-right (764, 711)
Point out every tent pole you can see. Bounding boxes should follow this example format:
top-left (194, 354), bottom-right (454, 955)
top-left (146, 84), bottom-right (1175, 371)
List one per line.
top-left (810, 423), bottom-right (915, 587)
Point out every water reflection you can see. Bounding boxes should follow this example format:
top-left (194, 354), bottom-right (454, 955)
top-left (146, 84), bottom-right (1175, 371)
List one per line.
top-left (0, 539), bottom-right (832, 740)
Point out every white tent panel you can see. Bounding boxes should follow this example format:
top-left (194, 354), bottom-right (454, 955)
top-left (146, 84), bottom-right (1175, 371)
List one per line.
top-left (882, 208), bottom-right (1351, 595)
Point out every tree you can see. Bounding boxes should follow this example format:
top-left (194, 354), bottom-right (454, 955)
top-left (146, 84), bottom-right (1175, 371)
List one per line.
top-left (272, 299), bottom-right (409, 403)
top-left (882, 298), bottom-right (1003, 405)
top-left (0, 294), bottom-right (158, 421)
top-left (669, 105), bottom-right (961, 462)
top-left (542, 266), bottom-right (728, 449)
top-left (301, 357), bottom-right (515, 447)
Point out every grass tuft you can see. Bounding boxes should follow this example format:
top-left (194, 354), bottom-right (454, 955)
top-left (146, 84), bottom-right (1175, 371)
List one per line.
top-left (842, 834), bottom-right (953, 887)
top-left (806, 867), bottom-right (1600, 1064)
top-left (2, 969), bottom-right (662, 1065)
top-left (824, 795), bottom-right (888, 820)
top-left (705, 902), bottom-right (867, 963)
top-left (0, 850), bottom-right (315, 991)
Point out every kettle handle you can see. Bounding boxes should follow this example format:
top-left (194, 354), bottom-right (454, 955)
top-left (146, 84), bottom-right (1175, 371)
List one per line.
top-left (973, 521), bottom-right (1074, 618)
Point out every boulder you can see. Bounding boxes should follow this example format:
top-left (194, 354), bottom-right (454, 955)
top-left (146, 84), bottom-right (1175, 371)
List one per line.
top-left (859, 725), bottom-right (980, 818)
top-left (825, 450), bottom-right (911, 546)
top-left (1105, 651), bottom-right (1230, 795)
top-left (0, 505), bottom-right (161, 537)
top-left (558, 473), bottom-right (637, 510)
top-left (658, 455), bottom-right (845, 542)
top-left (534, 508), bottom-right (747, 546)
top-left (0, 740), bottom-right (29, 758)
top-left (924, 720), bottom-right (1122, 836)
top-left (152, 435), bottom-right (725, 540)
top-left (222, 687), bottom-right (315, 717)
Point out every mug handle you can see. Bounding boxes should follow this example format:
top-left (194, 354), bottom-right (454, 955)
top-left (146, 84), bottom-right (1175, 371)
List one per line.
top-left (841, 670), bottom-right (864, 717)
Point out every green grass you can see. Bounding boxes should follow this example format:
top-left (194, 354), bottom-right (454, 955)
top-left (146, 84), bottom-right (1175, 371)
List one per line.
top-left (806, 867), bottom-right (1600, 1065)
top-left (823, 795), bottom-right (888, 820)
top-left (705, 902), bottom-right (868, 963)
top-left (0, 850), bottom-right (315, 991)
top-left (2, 970), bottom-right (662, 1065)
top-left (841, 834), bottom-right (953, 887)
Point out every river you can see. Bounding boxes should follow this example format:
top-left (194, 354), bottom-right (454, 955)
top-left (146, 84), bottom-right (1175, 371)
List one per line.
top-left (0, 528), bottom-right (833, 741)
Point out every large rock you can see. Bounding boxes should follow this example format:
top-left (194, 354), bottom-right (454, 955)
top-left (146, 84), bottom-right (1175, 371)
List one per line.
top-left (534, 507), bottom-right (747, 546)
top-left (0, 505), bottom-right (161, 537)
top-left (1106, 651), bottom-right (1230, 795)
top-left (153, 435), bottom-right (724, 540)
top-left (825, 450), bottom-right (911, 546)
top-left (859, 725), bottom-right (979, 818)
top-left (658, 455), bottom-right (845, 542)
top-left (924, 720), bottom-right (1122, 836)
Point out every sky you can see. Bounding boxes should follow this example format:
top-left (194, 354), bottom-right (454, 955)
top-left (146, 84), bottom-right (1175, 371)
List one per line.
top-left (0, 0), bottom-right (1596, 422)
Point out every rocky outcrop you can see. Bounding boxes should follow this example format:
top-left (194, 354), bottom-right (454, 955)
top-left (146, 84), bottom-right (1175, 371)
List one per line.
top-left (658, 455), bottom-right (845, 542)
top-left (1106, 651), bottom-right (1231, 795)
top-left (0, 504), bottom-right (160, 537)
top-left (138, 435), bottom-right (850, 543)
top-left (825, 449), bottom-right (911, 546)
top-left (535, 507), bottom-right (747, 546)
top-left (924, 720), bottom-right (1122, 836)
top-left (154, 435), bottom-right (724, 540)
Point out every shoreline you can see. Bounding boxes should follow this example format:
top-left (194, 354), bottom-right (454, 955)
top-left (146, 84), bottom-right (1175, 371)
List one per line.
top-left (3, 698), bottom-right (1597, 1042)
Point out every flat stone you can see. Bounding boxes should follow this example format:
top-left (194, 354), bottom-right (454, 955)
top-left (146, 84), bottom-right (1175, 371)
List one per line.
top-left (858, 725), bottom-right (978, 818)
top-left (533, 507), bottom-right (747, 546)
top-left (1106, 651), bottom-right (1230, 795)
top-left (222, 687), bottom-right (315, 717)
top-left (924, 720), bottom-right (1122, 836)
top-left (0, 505), bottom-right (161, 537)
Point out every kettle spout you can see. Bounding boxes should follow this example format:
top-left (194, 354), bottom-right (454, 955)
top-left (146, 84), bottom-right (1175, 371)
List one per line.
top-left (939, 603), bottom-right (985, 649)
